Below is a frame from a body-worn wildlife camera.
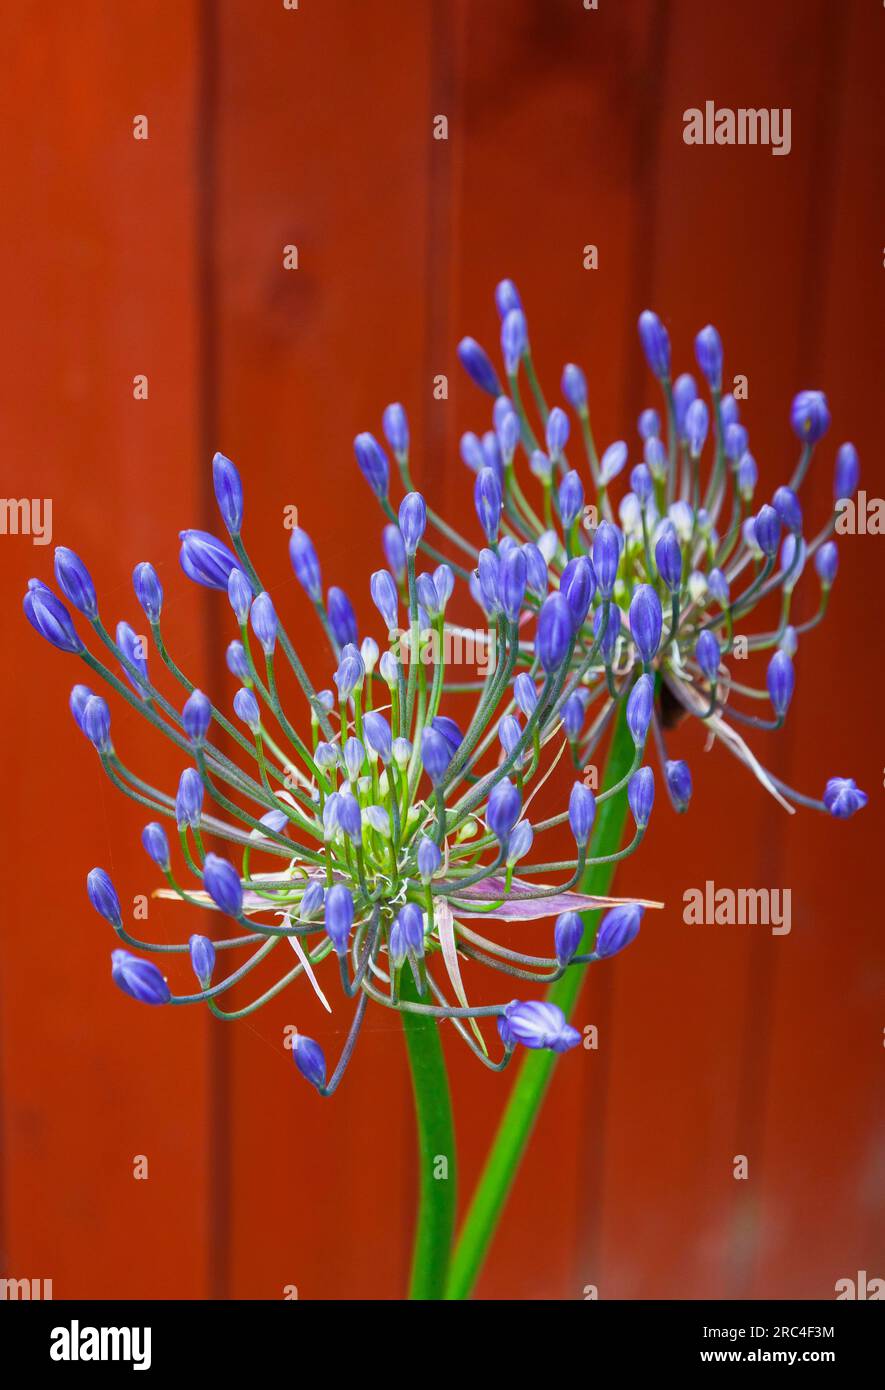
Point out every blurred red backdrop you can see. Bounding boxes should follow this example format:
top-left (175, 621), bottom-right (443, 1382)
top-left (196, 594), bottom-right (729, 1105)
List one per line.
top-left (0, 0), bottom-right (882, 1300)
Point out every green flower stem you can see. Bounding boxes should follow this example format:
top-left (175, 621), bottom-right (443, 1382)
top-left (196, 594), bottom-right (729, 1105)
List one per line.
top-left (443, 702), bottom-right (635, 1300)
top-left (400, 970), bottom-right (458, 1300)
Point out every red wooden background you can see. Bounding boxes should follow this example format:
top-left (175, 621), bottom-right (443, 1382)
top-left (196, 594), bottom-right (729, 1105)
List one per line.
top-left (0, 0), bottom-right (882, 1299)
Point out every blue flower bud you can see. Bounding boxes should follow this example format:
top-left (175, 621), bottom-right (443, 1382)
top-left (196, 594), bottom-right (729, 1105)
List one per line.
top-left (500, 546), bottom-right (527, 622)
top-left (457, 336), bottom-right (502, 396)
top-left (790, 390), bottom-right (830, 444)
top-left (554, 911), bottom-right (584, 966)
top-left (116, 621), bottom-right (149, 693)
top-left (594, 601), bottom-right (621, 662)
top-left (475, 549), bottom-right (500, 615)
top-left (772, 485), bottom-right (802, 535)
top-left (501, 308), bottom-right (528, 374)
top-left (558, 470), bottom-right (584, 529)
top-left (354, 431), bottom-right (389, 499)
top-left (141, 822), bottom-right (170, 870)
top-left (292, 1034), bottom-right (327, 1090)
top-left (325, 883), bottom-right (354, 955)
top-left (724, 422), bottom-right (749, 462)
top-left (176, 767), bottom-right (204, 828)
top-left (179, 529), bottom-right (239, 590)
top-left (537, 591), bottom-right (572, 672)
top-left (475, 467), bottom-right (503, 543)
top-left (370, 569), bottom-right (399, 632)
top-left (189, 933), bottom-right (216, 986)
top-left (334, 648), bottom-right (364, 698)
top-left (433, 564), bottom-right (454, 611)
top-left (417, 836), bottom-right (442, 883)
top-left (568, 782), bottom-right (596, 847)
top-left (420, 726), bottom-right (451, 785)
top-left (400, 902), bottom-right (425, 958)
top-left (23, 583), bottom-right (83, 654)
top-left (299, 883), bottom-right (325, 918)
top-left (182, 688), bottom-right (211, 742)
top-left (600, 440), bottom-right (628, 485)
top-left (87, 867), bottom-right (122, 927)
top-left (416, 572), bottom-right (440, 619)
top-left (390, 738), bottom-right (411, 771)
top-left (70, 683), bottom-right (94, 731)
top-left (289, 528), bottom-right (322, 602)
top-left (497, 714), bottom-right (524, 769)
top-left (494, 278), bottom-right (522, 318)
top-left (720, 393), bottom-right (739, 428)
top-left (111, 949), bottom-right (170, 1005)
top-left (212, 451), bottom-right (243, 533)
top-left (202, 853), bottom-right (243, 918)
top-left (323, 586), bottom-right (356, 649)
top-left (638, 310), bottom-right (671, 380)
top-left (561, 692), bottom-right (586, 739)
top-left (754, 504), bottom-right (781, 558)
top-left (766, 650), bottom-right (794, 718)
top-left (398, 492), bottom-right (426, 556)
top-left (822, 776), bottom-right (867, 819)
top-left (629, 584), bottom-right (663, 664)
top-left (630, 463), bottom-right (653, 505)
top-left (250, 592), bottom-right (278, 655)
top-left (513, 673), bottom-right (538, 717)
top-left (815, 540), bottom-right (838, 587)
top-left (226, 639), bottom-right (249, 682)
top-left (521, 543), bottom-right (547, 600)
top-left (506, 820), bottom-right (534, 866)
top-left (546, 406), bottom-right (570, 460)
top-left (227, 567), bottom-right (252, 624)
top-left (665, 759), bottom-right (693, 813)
top-left (685, 398), bottom-right (709, 457)
top-left (672, 373), bottom-right (698, 439)
top-left (234, 686), bottom-right (261, 730)
top-left (635, 411), bottom-right (659, 447)
top-left (695, 630), bottom-right (720, 682)
top-left (429, 719), bottom-right (462, 765)
top-left (833, 442), bottom-right (859, 500)
top-left (592, 520), bottom-right (621, 597)
top-left (487, 777), bottom-right (521, 846)
top-left (497, 408), bottom-right (521, 465)
top-left (694, 324), bottom-right (723, 390)
top-left (382, 402), bottom-right (409, 457)
top-left (595, 903), bottom-right (643, 958)
top-left (54, 546), bottom-right (98, 619)
top-left (708, 567), bottom-right (730, 605)
top-left (628, 766), bottom-right (655, 829)
top-left (337, 791), bottom-right (362, 844)
top-left (735, 451), bottom-right (758, 500)
top-left (529, 449), bottom-right (552, 481)
top-left (562, 556), bottom-right (595, 631)
top-left (133, 562), bottom-right (163, 623)
top-left (626, 673), bottom-right (654, 746)
top-left (654, 527), bottom-right (682, 592)
top-left (561, 362), bottom-right (587, 409)
top-left (83, 694), bottom-right (111, 751)
top-left (360, 710), bottom-right (391, 766)
top-left (502, 999), bottom-right (581, 1053)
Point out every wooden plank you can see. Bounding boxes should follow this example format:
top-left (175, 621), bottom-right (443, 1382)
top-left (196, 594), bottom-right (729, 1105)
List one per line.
top-left (211, 0), bottom-right (437, 1299)
top-left (0, 3), bottom-right (211, 1295)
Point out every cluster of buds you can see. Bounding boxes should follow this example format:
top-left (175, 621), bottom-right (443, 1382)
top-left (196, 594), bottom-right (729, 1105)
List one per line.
top-left (355, 280), bottom-right (867, 822)
top-left (24, 452), bottom-right (658, 1095)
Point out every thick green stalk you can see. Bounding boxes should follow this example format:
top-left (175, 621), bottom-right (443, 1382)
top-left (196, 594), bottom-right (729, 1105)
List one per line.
top-left (401, 972), bottom-right (458, 1299)
top-left (444, 704), bottom-right (635, 1300)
